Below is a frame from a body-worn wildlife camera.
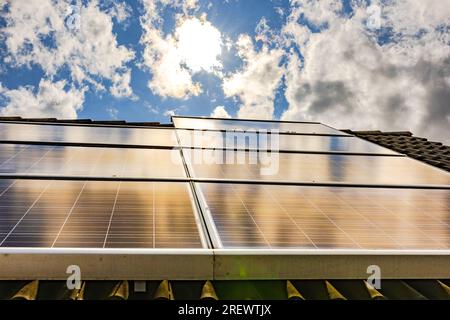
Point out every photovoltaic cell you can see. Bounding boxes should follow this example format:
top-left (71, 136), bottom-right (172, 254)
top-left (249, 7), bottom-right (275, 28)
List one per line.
top-left (0, 144), bottom-right (186, 178)
top-left (198, 183), bottom-right (450, 250)
top-left (185, 150), bottom-right (450, 186)
top-left (0, 122), bottom-right (178, 147)
top-left (173, 117), bottom-right (348, 135)
top-left (0, 179), bottom-right (204, 248)
top-left (177, 129), bottom-right (397, 154)
top-left (0, 179), bottom-right (10, 194)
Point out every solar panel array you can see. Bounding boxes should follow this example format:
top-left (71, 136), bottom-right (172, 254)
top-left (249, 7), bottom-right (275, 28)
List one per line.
top-left (0, 117), bottom-right (449, 254)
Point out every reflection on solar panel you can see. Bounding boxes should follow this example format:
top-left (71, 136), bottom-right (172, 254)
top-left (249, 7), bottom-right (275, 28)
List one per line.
top-left (177, 129), bottom-right (397, 154)
top-left (0, 180), bottom-right (204, 248)
top-left (0, 144), bottom-right (185, 178)
top-left (0, 179), bottom-right (10, 194)
top-left (186, 151), bottom-right (450, 186)
top-left (198, 183), bottom-right (450, 250)
top-left (173, 117), bottom-right (348, 135)
top-left (0, 122), bottom-right (177, 147)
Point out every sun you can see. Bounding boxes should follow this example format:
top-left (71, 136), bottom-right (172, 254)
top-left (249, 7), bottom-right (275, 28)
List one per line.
top-left (175, 16), bottom-right (222, 73)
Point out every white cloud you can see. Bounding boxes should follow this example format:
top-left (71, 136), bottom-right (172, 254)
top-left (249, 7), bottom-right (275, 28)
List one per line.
top-left (179, 0), bottom-right (198, 13)
top-left (163, 109), bottom-right (177, 117)
top-left (163, 105), bottom-right (187, 117)
top-left (295, 0), bottom-right (342, 27)
top-left (0, 79), bottom-right (85, 119)
top-left (382, 0), bottom-right (450, 37)
top-left (144, 101), bottom-right (159, 114)
top-left (281, 0), bottom-right (450, 144)
top-left (142, 27), bottom-right (202, 99)
top-left (224, 36), bottom-right (233, 51)
top-left (105, 1), bottom-right (132, 23)
top-left (210, 105), bottom-right (231, 118)
top-left (274, 7), bottom-right (284, 17)
top-left (255, 17), bottom-right (278, 45)
top-left (0, 0), bottom-right (135, 115)
top-left (110, 70), bottom-right (136, 99)
top-left (107, 106), bottom-right (119, 119)
top-left (223, 34), bottom-right (284, 119)
top-left (140, 1), bottom-right (222, 99)
top-left (282, 11), bottom-right (311, 47)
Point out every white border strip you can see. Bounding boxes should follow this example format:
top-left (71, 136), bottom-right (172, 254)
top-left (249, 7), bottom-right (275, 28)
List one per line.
top-left (0, 247), bottom-right (212, 255)
top-left (213, 248), bottom-right (450, 256)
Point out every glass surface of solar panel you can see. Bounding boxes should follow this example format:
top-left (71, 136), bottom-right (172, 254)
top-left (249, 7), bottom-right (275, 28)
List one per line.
top-left (177, 129), bottom-right (397, 154)
top-left (0, 179), bottom-right (204, 248)
top-left (185, 151), bottom-right (450, 186)
top-left (0, 144), bottom-right (186, 178)
top-left (0, 122), bottom-right (178, 147)
top-left (173, 117), bottom-right (348, 135)
top-left (198, 183), bottom-right (450, 250)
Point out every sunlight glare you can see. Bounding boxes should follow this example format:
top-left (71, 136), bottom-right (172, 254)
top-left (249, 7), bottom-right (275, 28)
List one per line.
top-left (176, 17), bottom-right (222, 73)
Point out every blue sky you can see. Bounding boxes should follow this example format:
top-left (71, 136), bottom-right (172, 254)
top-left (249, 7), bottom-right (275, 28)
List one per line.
top-left (0, 0), bottom-right (449, 143)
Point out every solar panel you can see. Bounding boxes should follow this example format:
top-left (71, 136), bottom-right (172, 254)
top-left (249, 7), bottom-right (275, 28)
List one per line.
top-left (0, 122), bottom-right (178, 147)
top-left (177, 129), bottom-right (398, 154)
top-left (197, 183), bottom-right (450, 250)
top-left (173, 117), bottom-right (348, 135)
top-left (0, 179), bottom-right (205, 248)
top-left (0, 144), bottom-right (186, 178)
top-left (185, 150), bottom-right (450, 186)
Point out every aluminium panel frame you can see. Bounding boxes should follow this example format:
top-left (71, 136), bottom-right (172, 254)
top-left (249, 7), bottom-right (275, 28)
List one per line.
top-left (212, 249), bottom-right (450, 280)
